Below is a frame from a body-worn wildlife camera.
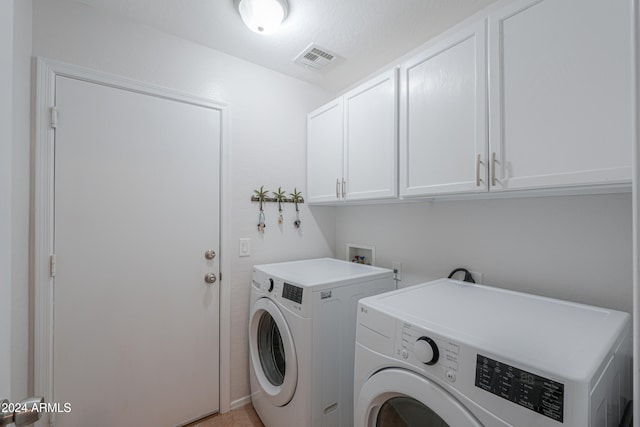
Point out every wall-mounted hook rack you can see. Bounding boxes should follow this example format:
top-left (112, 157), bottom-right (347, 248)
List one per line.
top-left (252, 186), bottom-right (304, 231)
top-left (250, 195), bottom-right (305, 203)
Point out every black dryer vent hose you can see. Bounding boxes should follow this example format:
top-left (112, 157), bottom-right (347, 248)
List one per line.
top-left (447, 268), bottom-right (476, 283)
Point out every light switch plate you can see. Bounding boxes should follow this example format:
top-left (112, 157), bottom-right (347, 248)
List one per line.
top-left (239, 238), bottom-right (251, 257)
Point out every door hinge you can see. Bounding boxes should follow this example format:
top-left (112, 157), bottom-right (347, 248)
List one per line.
top-left (50, 107), bottom-right (58, 129)
top-left (50, 254), bottom-right (56, 278)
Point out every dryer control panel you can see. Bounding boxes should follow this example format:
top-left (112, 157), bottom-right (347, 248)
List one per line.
top-left (475, 354), bottom-right (564, 423)
top-left (394, 322), bottom-right (460, 384)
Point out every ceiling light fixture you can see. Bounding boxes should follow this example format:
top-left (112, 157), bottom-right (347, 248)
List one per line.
top-left (234, 0), bottom-right (289, 35)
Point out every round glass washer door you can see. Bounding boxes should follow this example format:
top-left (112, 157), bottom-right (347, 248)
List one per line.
top-left (249, 297), bottom-right (298, 407)
top-left (355, 369), bottom-right (482, 427)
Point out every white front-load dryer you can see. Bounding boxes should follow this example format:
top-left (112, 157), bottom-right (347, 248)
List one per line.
top-left (354, 279), bottom-right (632, 427)
top-left (249, 258), bottom-right (395, 427)
top-left (250, 297), bottom-right (299, 407)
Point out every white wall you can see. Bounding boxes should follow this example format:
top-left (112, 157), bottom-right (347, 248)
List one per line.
top-left (1, 0), bottom-right (15, 399)
top-left (32, 0), bottom-right (335, 406)
top-left (336, 193), bottom-right (633, 313)
top-left (12, 0), bottom-right (32, 401)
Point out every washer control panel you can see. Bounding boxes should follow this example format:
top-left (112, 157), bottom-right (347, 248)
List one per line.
top-left (252, 268), bottom-right (309, 316)
top-left (394, 322), bottom-right (460, 383)
top-left (282, 282), bottom-right (303, 304)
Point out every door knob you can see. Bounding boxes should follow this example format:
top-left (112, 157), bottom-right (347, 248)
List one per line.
top-left (204, 273), bottom-right (217, 284)
top-left (204, 250), bottom-right (216, 260)
top-left (1, 396), bottom-right (44, 426)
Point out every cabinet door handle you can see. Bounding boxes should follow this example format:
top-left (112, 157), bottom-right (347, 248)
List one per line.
top-left (336, 179), bottom-right (340, 199)
top-left (342, 179), bottom-right (346, 199)
top-left (491, 152), bottom-right (497, 187)
top-left (476, 154), bottom-right (482, 187)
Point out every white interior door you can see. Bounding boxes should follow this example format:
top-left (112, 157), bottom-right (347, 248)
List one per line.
top-left (52, 75), bottom-right (220, 427)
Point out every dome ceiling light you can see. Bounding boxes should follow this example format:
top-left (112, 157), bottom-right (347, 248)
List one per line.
top-left (234, 0), bottom-right (289, 35)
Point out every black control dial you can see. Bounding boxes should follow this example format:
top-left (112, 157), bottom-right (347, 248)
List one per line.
top-left (265, 278), bottom-right (274, 292)
top-left (415, 336), bottom-right (439, 365)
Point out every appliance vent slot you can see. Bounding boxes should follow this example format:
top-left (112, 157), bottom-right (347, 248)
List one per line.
top-left (304, 52), bottom-right (320, 62)
top-left (294, 43), bottom-right (339, 70)
top-left (310, 48), bottom-right (334, 61)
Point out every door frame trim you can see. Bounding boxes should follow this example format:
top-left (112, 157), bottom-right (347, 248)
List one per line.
top-left (33, 57), bottom-right (232, 423)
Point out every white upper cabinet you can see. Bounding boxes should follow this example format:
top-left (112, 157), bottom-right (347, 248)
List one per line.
top-left (488, 0), bottom-right (633, 192)
top-left (308, 0), bottom-right (634, 204)
top-left (307, 99), bottom-right (344, 204)
top-left (344, 68), bottom-right (398, 201)
top-left (307, 69), bottom-right (398, 204)
top-left (400, 20), bottom-right (488, 197)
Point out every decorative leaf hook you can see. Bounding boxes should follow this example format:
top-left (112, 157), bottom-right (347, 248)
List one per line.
top-left (290, 187), bottom-right (302, 228)
top-left (254, 185), bottom-right (268, 232)
top-left (273, 187), bottom-right (286, 224)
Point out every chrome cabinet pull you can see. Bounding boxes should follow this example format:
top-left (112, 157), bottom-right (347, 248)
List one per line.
top-left (342, 179), bottom-right (346, 199)
top-left (491, 152), bottom-right (497, 187)
top-left (336, 179), bottom-right (340, 199)
top-left (476, 154), bottom-right (482, 187)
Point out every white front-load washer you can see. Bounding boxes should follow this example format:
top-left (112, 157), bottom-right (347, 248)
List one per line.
top-left (354, 279), bottom-right (632, 427)
top-left (249, 258), bottom-right (395, 427)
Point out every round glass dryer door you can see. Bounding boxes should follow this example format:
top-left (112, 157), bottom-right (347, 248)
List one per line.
top-left (355, 369), bottom-right (482, 427)
top-left (249, 298), bottom-right (298, 407)
top-left (377, 397), bottom-right (449, 426)
top-left (257, 311), bottom-right (286, 386)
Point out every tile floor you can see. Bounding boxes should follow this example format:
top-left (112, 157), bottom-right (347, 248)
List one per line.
top-left (185, 404), bottom-right (264, 427)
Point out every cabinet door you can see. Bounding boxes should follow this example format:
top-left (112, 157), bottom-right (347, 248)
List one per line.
top-left (489, 0), bottom-right (633, 191)
top-left (307, 99), bottom-right (344, 204)
top-left (400, 21), bottom-right (488, 197)
top-left (344, 68), bottom-right (398, 201)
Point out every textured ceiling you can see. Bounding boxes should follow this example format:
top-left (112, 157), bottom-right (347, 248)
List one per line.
top-left (71, 0), bottom-right (498, 92)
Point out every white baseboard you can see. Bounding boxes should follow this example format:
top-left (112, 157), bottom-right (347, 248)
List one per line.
top-left (229, 395), bottom-right (252, 412)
